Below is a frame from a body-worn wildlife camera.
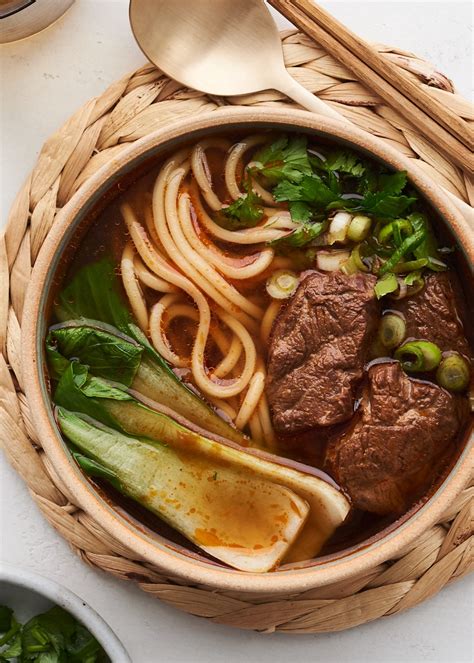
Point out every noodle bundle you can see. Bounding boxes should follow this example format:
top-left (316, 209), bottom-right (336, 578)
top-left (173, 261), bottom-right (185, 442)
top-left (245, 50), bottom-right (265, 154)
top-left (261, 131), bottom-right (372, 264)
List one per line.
top-left (120, 136), bottom-right (291, 447)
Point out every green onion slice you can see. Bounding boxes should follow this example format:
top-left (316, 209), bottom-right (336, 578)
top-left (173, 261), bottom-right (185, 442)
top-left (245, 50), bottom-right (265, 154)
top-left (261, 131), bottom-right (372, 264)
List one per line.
top-left (341, 244), bottom-right (369, 275)
top-left (393, 258), bottom-right (428, 273)
top-left (378, 219), bottom-right (412, 245)
top-left (266, 269), bottom-right (299, 299)
top-left (379, 230), bottom-right (425, 276)
top-left (395, 340), bottom-right (442, 372)
top-left (378, 314), bottom-right (406, 350)
top-left (347, 215), bottom-right (372, 242)
top-left (403, 271), bottom-right (425, 296)
top-left (374, 272), bottom-right (398, 299)
top-left (436, 354), bottom-right (470, 392)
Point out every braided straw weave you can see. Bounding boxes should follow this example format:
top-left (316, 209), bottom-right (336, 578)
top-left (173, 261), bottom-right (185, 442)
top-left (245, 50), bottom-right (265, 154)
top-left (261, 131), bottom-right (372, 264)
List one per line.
top-left (1, 31), bottom-right (473, 633)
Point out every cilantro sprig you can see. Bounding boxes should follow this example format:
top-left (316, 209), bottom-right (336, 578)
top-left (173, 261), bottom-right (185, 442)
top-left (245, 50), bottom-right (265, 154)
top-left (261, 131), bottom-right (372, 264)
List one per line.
top-left (252, 135), bottom-right (312, 183)
top-left (269, 221), bottom-right (327, 250)
top-left (273, 167), bottom-right (416, 221)
top-left (251, 135), bottom-right (418, 231)
top-left (220, 176), bottom-right (264, 229)
top-left (224, 133), bottom-right (447, 297)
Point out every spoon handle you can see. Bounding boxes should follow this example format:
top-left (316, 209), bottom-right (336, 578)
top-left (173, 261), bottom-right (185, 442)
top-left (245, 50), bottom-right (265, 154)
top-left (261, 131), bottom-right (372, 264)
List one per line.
top-left (275, 70), bottom-right (347, 122)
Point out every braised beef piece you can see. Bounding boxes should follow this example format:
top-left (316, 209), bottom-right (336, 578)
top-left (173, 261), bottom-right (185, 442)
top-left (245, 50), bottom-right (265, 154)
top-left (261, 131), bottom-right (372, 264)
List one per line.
top-left (394, 272), bottom-right (471, 357)
top-left (267, 271), bottom-right (379, 434)
top-left (325, 362), bottom-right (469, 515)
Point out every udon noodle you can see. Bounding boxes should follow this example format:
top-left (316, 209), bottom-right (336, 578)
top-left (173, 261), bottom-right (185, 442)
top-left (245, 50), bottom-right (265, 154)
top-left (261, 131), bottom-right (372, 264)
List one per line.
top-left (119, 136), bottom-right (296, 448)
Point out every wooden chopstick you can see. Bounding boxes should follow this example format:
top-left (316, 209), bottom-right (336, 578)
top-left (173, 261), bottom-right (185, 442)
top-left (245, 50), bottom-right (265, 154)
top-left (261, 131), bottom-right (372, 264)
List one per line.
top-left (268, 0), bottom-right (474, 176)
top-left (290, 0), bottom-right (473, 150)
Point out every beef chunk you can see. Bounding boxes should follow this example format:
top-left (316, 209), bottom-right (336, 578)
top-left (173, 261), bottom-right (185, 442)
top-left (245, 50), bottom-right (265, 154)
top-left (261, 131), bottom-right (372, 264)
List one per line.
top-left (325, 362), bottom-right (469, 515)
top-left (267, 271), bottom-right (379, 434)
top-left (395, 272), bottom-right (471, 357)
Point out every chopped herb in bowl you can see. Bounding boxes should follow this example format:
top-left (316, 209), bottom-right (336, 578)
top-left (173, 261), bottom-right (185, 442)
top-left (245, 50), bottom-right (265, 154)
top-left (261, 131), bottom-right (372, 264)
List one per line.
top-left (0, 604), bottom-right (110, 663)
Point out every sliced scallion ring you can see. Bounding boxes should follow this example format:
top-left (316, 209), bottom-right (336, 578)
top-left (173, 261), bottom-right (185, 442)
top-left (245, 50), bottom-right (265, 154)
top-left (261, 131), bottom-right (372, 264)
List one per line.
top-left (378, 314), bottom-right (406, 350)
top-left (351, 244), bottom-right (369, 272)
top-left (436, 354), bottom-right (470, 392)
top-left (328, 212), bottom-right (352, 244)
top-left (393, 258), bottom-right (428, 273)
top-left (347, 215), bottom-right (372, 242)
top-left (316, 250), bottom-right (350, 272)
top-left (404, 271), bottom-right (425, 296)
top-left (340, 244), bottom-right (369, 275)
top-left (378, 219), bottom-right (412, 245)
top-left (266, 269), bottom-right (299, 300)
top-left (394, 340), bottom-right (442, 372)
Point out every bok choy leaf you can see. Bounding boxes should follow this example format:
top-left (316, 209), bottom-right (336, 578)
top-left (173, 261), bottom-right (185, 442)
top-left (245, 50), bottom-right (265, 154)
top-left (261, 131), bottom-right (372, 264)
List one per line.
top-left (55, 258), bottom-right (172, 373)
top-left (55, 259), bottom-right (131, 331)
top-left (47, 323), bottom-right (143, 385)
top-left (50, 259), bottom-right (247, 444)
top-left (47, 321), bottom-right (246, 444)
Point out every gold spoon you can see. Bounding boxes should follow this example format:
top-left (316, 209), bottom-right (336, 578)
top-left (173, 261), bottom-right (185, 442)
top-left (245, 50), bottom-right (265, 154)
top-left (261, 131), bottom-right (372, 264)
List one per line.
top-left (129, 0), bottom-right (345, 122)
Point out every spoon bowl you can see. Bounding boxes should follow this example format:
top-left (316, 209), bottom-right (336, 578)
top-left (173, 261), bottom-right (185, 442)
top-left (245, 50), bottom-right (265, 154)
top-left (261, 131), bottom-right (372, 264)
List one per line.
top-left (129, 0), bottom-right (343, 119)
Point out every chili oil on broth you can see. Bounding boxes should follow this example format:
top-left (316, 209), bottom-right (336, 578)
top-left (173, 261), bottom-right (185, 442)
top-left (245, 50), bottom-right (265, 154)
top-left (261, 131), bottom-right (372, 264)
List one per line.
top-left (49, 130), bottom-right (472, 567)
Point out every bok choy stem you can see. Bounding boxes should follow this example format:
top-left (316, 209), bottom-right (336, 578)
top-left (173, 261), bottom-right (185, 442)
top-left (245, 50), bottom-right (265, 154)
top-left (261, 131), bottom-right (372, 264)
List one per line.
top-left (57, 407), bottom-right (310, 572)
top-left (53, 361), bottom-right (350, 565)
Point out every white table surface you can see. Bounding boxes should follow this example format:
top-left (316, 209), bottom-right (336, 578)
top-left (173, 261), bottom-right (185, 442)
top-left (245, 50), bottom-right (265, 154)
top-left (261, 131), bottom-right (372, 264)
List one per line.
top-left (1, 2), bottom-right (473, 662)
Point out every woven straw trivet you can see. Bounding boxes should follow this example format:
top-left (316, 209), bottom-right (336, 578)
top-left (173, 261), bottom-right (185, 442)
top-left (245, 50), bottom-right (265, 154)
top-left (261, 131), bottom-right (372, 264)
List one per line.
top-left (1, 30), bottom-right (473, 634)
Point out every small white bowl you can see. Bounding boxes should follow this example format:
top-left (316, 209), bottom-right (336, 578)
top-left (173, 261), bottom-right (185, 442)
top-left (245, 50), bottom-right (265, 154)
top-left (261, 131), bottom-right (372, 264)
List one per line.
top-left (0, 564), bottom-right (131, 662)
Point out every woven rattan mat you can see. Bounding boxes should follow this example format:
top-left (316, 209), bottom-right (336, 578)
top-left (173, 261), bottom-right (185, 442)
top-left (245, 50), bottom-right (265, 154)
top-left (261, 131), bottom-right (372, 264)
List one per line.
top-left (1, 30), bottom-right (473, 633)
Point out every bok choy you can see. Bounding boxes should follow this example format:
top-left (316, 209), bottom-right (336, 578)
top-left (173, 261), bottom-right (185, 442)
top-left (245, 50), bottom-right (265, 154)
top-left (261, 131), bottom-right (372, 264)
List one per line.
top-left (50, 259), bottom-right (246, 445)
top-left (54, 360), bottom-right (350, 566)
top-left (47, 322), bottom-right (245, 444)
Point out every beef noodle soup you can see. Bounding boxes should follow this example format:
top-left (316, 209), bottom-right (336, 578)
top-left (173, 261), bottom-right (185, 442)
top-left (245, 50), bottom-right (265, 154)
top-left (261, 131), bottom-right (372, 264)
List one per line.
top-left (47, 131), bottom-right (473, 572)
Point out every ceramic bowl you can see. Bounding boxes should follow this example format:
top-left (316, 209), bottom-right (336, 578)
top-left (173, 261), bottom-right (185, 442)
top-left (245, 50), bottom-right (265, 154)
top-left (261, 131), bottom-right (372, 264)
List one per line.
top-left (0, 564), bottom-right (131, 661)
top-left (22, 108), bottom-right (473, 594)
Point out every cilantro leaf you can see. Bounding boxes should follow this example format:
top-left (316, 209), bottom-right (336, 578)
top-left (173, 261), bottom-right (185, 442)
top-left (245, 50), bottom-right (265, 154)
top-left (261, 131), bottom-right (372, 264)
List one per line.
top-left (221, 181), bottom-right (263, 229)
top-left (273, 160), bottom-right (415, 220)
top-left (379, 171), bottom-right (408, 195)
top-left (0, 606), bottom-right (109, 663)
top-left (0, 610), bottom-right (21, 657)
top-left (274, 175), bottom-right (340, 208)
top-left (21, 607), bottom-right (75, 657)
top-left (272, 180), bottom-right (302, 202)
top-left (310, 150), bottom-right (366, 178)
top-left (65, 623), bottom-right (105, 662)
top-left (326, 170), bottom-right (341, 195)
top-left (269, 221), bottom-right (327, 250)
top-left (315, 150), bottom-right (366, 178)
top-left (288, 202), bottom-right (312, 222)
top-left (354, 192), bottom-right (417, 218)
top-left (253, 136), bottom-right (312, 183)
top-left (348, 170), bottom-right (416, 218)
top-left (1, 630), bottom-right (22, 659)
